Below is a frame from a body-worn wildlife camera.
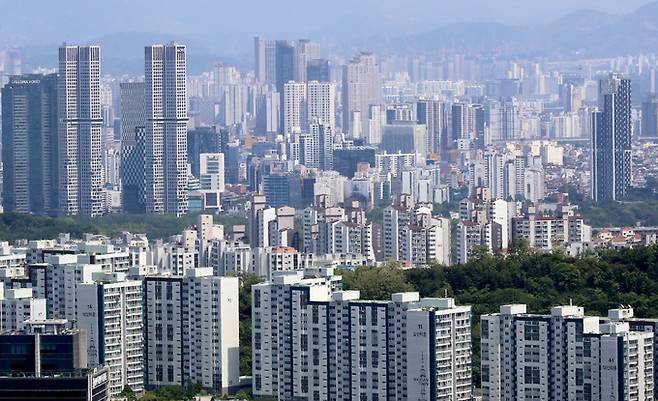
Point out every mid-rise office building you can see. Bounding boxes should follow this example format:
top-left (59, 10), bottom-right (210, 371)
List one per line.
top-left (0, 322), bottom-right (108, 401)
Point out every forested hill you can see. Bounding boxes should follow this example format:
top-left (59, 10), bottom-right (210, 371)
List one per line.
top-left (341, 245), bottom-right (658, 386)
top-left (0, 212), bottom-right (247, 242)
top-left (343, 245), bottom-right (658, 318)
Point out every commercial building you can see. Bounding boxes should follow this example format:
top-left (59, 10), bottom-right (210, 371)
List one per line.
top-left (120, 82), bottom-right (146, 214)
top-left (1, 74), bottom-right (58, 215)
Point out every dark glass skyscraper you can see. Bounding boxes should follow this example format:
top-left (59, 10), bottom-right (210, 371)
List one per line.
top-left (274, 40), bottom-right (294, 95)
top-left (306, 59), bottom-right (330, 82)
top-left (1, 74), bottom-right (58, 215)
top-left (120, 81), bottom-right (146, 213)
top-left (592, 74), bottom-right (632, 202)
top-left (642, 95), bottom-right (658, 137)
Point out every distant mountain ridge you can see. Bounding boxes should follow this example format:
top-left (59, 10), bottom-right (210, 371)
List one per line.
top-left (352, 1), bottom-right (658, 57)
top-left (14, 1), bottom-right (658, 74)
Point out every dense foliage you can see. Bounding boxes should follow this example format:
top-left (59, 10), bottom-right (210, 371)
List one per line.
top-left (119, 382), bottom-right (205, 401)
top-left (0, 212), bottom-right (246, 242)
top-left (580, 200), bottom-right (658, 228)
top-left (239, 274), bottom-right (262, 376)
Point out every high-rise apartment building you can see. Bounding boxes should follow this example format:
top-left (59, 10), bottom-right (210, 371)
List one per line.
top-left (481, 304), bottom-right (654, 401)
top-left (144, 270), bottom-right (239, 394)
top-left (307, 81), bottom-right (336, 129)
top-left (310, 123), bottom-right (334, 171)
top-left (342, 52), bottom-right (383, 138)
top-left (592, 74), bottom-right (632, 202)
top-left (282, 81), bottom-right (307, 135)
top-left (58, 45), bottom-right (103, 216)
top-left (451, 102), bottom-right (476, 142)
top-left (144, 43), bottom-right (189, 216)
top-left (1, 74), bottom-right (58, 215)
top-left (254, 36), bottom-right (277, 84)
top-left (252, 270), bottom-right (472, 401)
top-left (416, 99), bottom-right (448, 155)
top-left (120, 81), bottom-right (146, 213)
top-left (77, 273), bottom-right (144, 398)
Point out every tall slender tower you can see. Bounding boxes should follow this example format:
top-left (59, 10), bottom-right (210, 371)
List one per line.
top-left (120, 81), bottom-right (146, 213)
top-left (58, 45), bottom-right (103, 216)
top-left (282, 82), bottom-right (307, 135)
top-left (592, 74), bottom-right (632, 202)
top-left (254, 36), bottom-right (267, 82)
top-left (274, 40), bottom-right (295, 95)
top-left (342, 52), bottom-right (383, 138)
top-left (1, 74), bottom-right (58, 215)
top-left (294, 39), bottom-right (320, 82)
top-left (144, 43), bottom-right (189, 216)
top-left (307, 81), bottom-right (336, 130)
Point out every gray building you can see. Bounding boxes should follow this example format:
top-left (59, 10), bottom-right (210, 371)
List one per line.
top-left (144, 43), bottom-right (189, 216)
top-left (342, 52), bottom-right (383, 138)
top-left (58, 45), bottom-right (103, 216)
top-left (642, 95), bottom-right (658, 138)
top-left (1, 74), bottom-right (58, 215)
top-left (120, 81), bottom-right (146, 213)
top-left (381, 122), bottom-right (427, 157)
top-left (592, 74), bottom-right (632, 202)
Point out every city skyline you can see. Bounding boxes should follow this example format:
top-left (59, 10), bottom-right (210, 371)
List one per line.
top-left (2, 3), bottom-right (658, 401)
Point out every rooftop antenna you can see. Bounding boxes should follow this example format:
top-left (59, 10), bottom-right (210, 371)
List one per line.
top-left (569, 298), bottom-right (573, 306)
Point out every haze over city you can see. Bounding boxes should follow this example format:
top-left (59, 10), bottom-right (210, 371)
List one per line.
top-left (1, 1), bottom-right (658, 401)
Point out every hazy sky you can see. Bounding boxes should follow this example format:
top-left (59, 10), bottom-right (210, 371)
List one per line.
top-left (1, 0), bottom-right (655, 45)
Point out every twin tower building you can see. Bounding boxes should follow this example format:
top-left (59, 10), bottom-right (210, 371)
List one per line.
top-left (1, 43), bottom-right (189, 216)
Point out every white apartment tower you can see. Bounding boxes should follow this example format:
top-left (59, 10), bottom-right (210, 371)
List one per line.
top-left (77, 273), bottom-right (144, 398)
top-left (252, 269), bottom-right (472, 401)
top-left (342, 52), bottom-right (384, 138)
top-left (58, 45), bottom-right (104, 216)
top-left (307, 80), bottom-right (336, 129)
top-left (283, 81), bottom-right (307, 135)
top-left (144, 270), bottom-right (239, 394)
top-left (481, 304), bottom-right (654, 401)
top-left (145, 43), bottom-right (189, 216)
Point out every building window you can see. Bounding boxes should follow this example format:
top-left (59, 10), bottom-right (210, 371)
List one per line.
top-left (524, 366), bottom-right (540, 385)
top-left (524, 321), bottom-right (540, 341)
